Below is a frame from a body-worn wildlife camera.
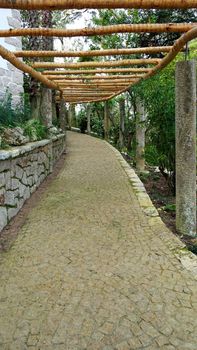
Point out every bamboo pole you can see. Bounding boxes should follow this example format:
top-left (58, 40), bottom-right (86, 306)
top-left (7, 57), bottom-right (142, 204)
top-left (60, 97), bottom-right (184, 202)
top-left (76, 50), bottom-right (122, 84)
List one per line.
top-left (144, 27), bottom-right (197, 80)
top-left (1, 24), bottom-right (194, 39)
top-left (0, 44), bottom-right (59, 90)
top-left (42, 68), bottom-right (151, 75)
top-left (105, 27), bottom-right (197, 101)
top-left (55, 79), bottom-right (137, 84)
top-left (61, 89), bottom-right (122, 92)
top-left (0, 0), bottom-right (196, 10)
top-left (46, 74), bottom-right (145, 80)
top-left (62, 92), bottom-right (112, 95)
top-left (14, 46), bottom-right (173, 58)
top-left (60, 86), bottom-right (126, 89)
top-left (58, 83), bottom-right (130, 87)
top-left (32, 59), bottom-right (161, 69)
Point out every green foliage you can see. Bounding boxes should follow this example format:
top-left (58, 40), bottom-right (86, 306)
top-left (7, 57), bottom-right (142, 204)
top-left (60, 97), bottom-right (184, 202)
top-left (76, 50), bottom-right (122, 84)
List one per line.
top-left (77, 108), bottom-right (87, 133)
top-left (128, 56), bottom-right (183, 194)
top-left (163, 204), bottom-right (176, 212)
top-left (23, 119), bottom-right (47, 141)
top-left (139, 172), bottom-right (150, 182)
top-left (0, 90), bottom-right (30, 128)
top-left (0, 92), bottom-right (46, 143)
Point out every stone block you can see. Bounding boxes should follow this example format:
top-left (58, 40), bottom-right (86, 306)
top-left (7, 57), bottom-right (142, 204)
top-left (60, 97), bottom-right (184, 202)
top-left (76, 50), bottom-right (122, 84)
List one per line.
top-left (21, 172), bottom-right (28, 185)
top-left (40, 174), bottom-right (46, 183)
top-left (27, 176), bottom-right (34, 187)
top-left (11, 10), bottom-right (21, 21)
top-left (18, 182), bottom-right (26, 198)
top-left (0, 187), bottom-right (5, 205)
top-left (0, 173), bottom-right (5, 188)
top-left (15, 165), bottom-right (23, 180)
top-left (26, 166), bottom-right (32, 177)
top-left (4, 190), bottom-right (18, 206)
top-left (2, 76), bottom-right (11, 87)
top-left (12, 73), bottom-right (23, 85)
top-left (7, 16), bottom-right (21, 29)
top-left (8, 83), bottom-right (23, 95)
top-left (7, 206), bottom-right (20, 221)
top-left (30, 184), bottom-right (37, 194)
top-left (17, 157), bottom-right (29, 168)
top-left (38, 164), bottom-right (45, 175)
top-left (5, 37), bottom-right (22, 49)
top-left (5, 171), bottom-right (11, 190)
top-left (6, 62), bottom-right (17, 73)
top-left (11, 178), bottom-right (19, 190)
top-left (0, 160), bottom-right (11, 172)
top-left (24, 187), bottom-right (30, 201)
top-left (0, 207), bottom-right (7, 231)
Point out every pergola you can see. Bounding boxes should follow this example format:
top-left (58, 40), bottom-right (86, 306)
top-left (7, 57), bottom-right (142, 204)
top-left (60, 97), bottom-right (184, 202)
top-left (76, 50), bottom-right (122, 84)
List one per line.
top-left (0, 1), bottom-right (196, 103)
top-left (0, 0), bottom-right (196, 237)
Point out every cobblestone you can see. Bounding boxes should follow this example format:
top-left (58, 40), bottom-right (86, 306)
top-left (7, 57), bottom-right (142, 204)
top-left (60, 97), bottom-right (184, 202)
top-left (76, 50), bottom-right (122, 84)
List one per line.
top-left (0, 131), bottom-right (197, 349)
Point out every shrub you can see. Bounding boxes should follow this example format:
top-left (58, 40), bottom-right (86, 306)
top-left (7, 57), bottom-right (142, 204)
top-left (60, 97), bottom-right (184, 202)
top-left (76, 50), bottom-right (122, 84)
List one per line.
top-left (23, 119), bottom-right (47, 141)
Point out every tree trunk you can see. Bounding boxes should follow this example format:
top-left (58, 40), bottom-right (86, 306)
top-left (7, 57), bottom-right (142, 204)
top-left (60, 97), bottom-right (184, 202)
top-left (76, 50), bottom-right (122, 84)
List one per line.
top-left (59, 99), bottom-right (67, 132)
top-left (68, 104), bottom-right (75, 129)
top-left (39, 10), bottom-right (54, 125)
top-left (119, 98), bottom-right (125, 149)
top-left (30, 93), bottom-right (41, 119)
top-left (86, 104), bottom-right (91, 134)
top-left (40, 87), bottom-right (53, 129)
top-left (104, 101), bottom-right (110, 141)
top-left (136, 98), bottom-right (146, 172)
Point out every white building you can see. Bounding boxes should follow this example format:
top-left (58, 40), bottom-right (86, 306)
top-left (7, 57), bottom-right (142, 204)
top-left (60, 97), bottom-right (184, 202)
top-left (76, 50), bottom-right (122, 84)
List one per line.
top-left (0, 9), bottom-right (23, 106)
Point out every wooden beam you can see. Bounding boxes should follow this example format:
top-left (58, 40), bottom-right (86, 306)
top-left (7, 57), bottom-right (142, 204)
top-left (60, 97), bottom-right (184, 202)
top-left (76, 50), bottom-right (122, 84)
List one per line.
top-left (42, 68), bottom-right (151, 75)
top-left (14, 46), bottom-right (173, 58)
top-left (32, 58), bottom-right (161, 69)
top-left (103, 27), bottom-right (197, 103)
top-left (55, 78), bottom-right (137, 82)
top-left (0, 0), bottom-right (196, 10)
top-left (58, 83), bottom-right (131, 87)
top-left (46, 74), bottom-right (145, 80)
top-left (1, 24), bottom-right (194, 38)
top-left (0, 43), bottom-right (59, 90)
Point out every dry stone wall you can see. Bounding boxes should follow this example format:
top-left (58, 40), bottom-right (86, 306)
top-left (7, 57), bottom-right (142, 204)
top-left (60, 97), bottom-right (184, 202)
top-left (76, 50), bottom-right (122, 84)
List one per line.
top-left (0, 134), bottom-right (66, 232)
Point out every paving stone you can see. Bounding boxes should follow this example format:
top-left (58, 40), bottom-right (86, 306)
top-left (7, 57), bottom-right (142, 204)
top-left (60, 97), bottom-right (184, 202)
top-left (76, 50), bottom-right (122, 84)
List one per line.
top-left (0, 132), bottom-right (196, 349)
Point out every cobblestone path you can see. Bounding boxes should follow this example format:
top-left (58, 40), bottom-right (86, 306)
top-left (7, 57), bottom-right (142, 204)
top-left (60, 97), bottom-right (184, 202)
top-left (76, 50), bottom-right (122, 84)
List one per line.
top-left (0, 132), bottom-right (197, 350)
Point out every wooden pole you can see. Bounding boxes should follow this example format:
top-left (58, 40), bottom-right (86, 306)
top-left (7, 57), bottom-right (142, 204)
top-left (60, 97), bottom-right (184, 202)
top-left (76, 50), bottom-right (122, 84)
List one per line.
top-left (42, 68), bottom-right (151, 75)
top-left (46, 74), bottom-right (145, 80)
top-left (0, 0), bottom-right (196, 10)
top-left (0, 24), bottom-right (194, 39)
top-left (0, 44), bottom-right (59, 90)
top-left (14, 46), bottom-right (173, 58)
top-left (32, 58), bottom-right (161, 69)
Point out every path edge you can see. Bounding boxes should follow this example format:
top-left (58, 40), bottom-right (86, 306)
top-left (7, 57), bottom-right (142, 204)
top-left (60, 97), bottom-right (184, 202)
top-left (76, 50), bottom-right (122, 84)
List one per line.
top-left (104, 140), bottom-right (197, 277)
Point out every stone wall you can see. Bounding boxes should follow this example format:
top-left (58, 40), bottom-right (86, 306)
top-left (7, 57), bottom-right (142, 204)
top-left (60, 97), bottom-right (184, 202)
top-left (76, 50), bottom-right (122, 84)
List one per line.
top-left (0, 134), bottom-right (66, 232)
top-left (0, 9), bottom-right (23, 106)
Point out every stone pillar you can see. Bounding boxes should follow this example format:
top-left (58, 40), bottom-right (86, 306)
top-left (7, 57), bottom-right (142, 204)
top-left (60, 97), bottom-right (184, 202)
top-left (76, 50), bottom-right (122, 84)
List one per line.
top-left (175, 60), bottom-right (196, 237)
top-left (40, 87), bottom-right (53, 128)
top-left (104, 101), bottom-right (110, 141)
top-left (136, 98), bottom-right (146, 172)
top-left (59, 99), bottom-right (66, 131)
top-left (68, 104), bottom-right (75, 129)
top-left (119, 98), bottom-right (125, 149)
top-left (87, 104), bottom-right (91, 134)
